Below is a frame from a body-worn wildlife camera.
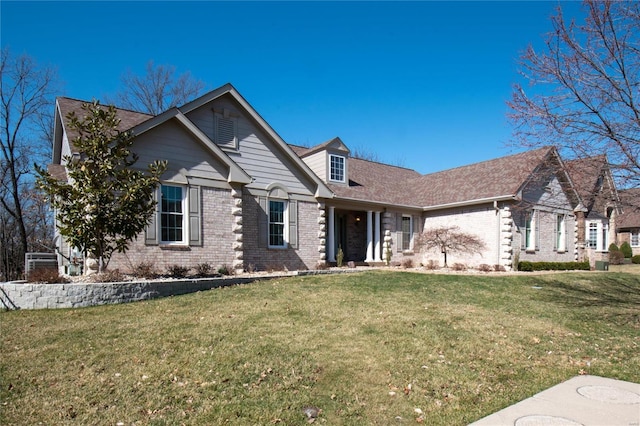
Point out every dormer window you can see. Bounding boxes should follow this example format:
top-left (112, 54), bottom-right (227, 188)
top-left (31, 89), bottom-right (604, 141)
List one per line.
top-left (329, 154), bottom-right (346, 183)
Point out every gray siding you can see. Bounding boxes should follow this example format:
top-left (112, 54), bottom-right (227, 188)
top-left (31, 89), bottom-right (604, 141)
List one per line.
top-left (303, 151), bottom-right (327, 183)
top-left (133, 121), bottom-right (228, 182)
top-left (186, 95), bottom-right (317, 196)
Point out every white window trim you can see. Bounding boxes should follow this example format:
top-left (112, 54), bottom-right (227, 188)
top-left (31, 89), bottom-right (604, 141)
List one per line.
top-left (586, 220), bottom-right (609, 252)
top-left (556, 214), bottom-right (566, 253)
top-left (525, 211), bottom-right (536, 251)
top-left (329, 154), bottom-right (346, 183)
top-left (160, 184), bottom-right (188, 245)
top-left (268, 199), bottom-right (288, 249)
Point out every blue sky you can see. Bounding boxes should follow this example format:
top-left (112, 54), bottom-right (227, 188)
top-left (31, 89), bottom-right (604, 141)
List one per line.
top-left (2, 1), bottom-right (585, 174)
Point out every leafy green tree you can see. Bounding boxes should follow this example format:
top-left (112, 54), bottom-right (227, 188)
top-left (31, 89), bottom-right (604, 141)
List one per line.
top-left (35, 101), bottom-right (166, 273)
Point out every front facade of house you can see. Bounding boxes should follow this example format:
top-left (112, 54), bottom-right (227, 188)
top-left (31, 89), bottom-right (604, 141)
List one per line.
top-left (51, 84), bottom-right (606, 275)
top-left (616, 189), bottom-right (640, 256)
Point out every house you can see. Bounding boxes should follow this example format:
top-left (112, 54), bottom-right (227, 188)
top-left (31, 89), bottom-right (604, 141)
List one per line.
top-left (616, 189), bottom-right (640, 256)
top-left (50, 83), bottom-right (599, 275)
top-left (565, 156), bottom-right (621, 265)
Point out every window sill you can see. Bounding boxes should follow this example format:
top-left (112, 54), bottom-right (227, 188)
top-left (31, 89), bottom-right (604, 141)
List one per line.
top-left (160, 244), bottom-right (191, 251)
top-left (402, 250), bottom-right (414, 256)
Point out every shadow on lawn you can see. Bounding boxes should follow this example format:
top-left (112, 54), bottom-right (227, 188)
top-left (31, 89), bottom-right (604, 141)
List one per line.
top-left (534, 274), bottom-right (640, 326)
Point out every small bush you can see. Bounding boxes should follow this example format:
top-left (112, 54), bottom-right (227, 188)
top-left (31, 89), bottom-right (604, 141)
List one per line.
top-left (91, 269), bottom-right (127, 283)
top-left (494, 264), bottom-right (506, 272)
top-left (402, 258), bottom-right (414, 269)
top-left (195, 262), bottom-right (213, 277)
top-left (517, 261), bottom-right (590, 271)
top-left (477, 264), bottom-right (492, 273)
top-left (132, 261), bottom-right (157, 279)
top-left (245, 263), bottom-right (257, 273)
top-left (218, 264), bottom-right (233, 276)
top-left (620, 242), bottom-right (633, 258)
top-left (167, 264), bottom-right (190, 278)
top-left (608, 243), bottom-right (619, 253)
top-left (608, 250), bottom-right (624, 265)
top-left (632, 255), bottom-right (640, 264)
top-left (27, 268), bottom-right (69, 284)
top-left (425, 259), bottom-right (439, 270)
top-left (451, 263), bottom-right (467, 271)
top-left (336, 247), bottom-right (344, 267)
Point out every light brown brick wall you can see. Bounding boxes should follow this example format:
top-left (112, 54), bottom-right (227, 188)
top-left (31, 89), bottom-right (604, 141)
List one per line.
top-left (108, 187), bottom-right (236, 274)
top-left (243, 194), bottom-right (320, 271)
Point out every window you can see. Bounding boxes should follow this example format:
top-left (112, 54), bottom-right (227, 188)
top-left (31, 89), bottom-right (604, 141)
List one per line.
top-left (161, 185), bottom-right (185, 243)
top-left (588, 222), bottom-right (598, 249)
top-left (146, 184), bottom-right (201, 247)
top-left (586, 221), bottom-right (609, 251)
top-left (631, 230), bottom-right (639, 247)
top-left (329, 154), bottom-right (345, 183)
top-left (269, 200), bottom-right (287, 248)
top-left (556, 214), bottom-right (566, 252)
top-left (214, 112), bottom-right (237, 149)
top-left (525, 211), bottom-right (535, 250)
top-left (401, 216), bottom-right (412, 251)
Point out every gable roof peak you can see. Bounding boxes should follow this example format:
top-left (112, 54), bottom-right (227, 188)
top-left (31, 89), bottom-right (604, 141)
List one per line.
top-left (298, 136), bottom-right (350, 158)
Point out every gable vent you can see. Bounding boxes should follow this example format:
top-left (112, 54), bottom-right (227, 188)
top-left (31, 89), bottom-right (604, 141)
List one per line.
top-left (215, 114), bottom-right (237, 149)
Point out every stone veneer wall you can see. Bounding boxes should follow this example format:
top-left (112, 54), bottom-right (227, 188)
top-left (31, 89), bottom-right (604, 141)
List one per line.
top-left (242, 195), bottom-right (323, 271)
top-left (108, 187), bottom-right (237, 273)
top-left (0, 269), bottom-right (348, 310)
top-left (0, 279), bottom-right (238, 310)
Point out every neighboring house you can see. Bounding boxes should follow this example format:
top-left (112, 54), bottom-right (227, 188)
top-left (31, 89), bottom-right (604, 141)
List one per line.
top-left (49, 83), bottom-right (603, 274)
top-left (565, 156), bottom-right (621, 265)
top-left (616, 189), bottom-right (640, 256)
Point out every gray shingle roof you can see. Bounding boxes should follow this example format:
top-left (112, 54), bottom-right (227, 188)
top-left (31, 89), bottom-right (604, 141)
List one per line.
top-left (56, 97), bottom-right (152, 152)
top-left (327, 157), bottom-right (422, 206)
top-left (405, 147), bottom-right (554, 207)
top-left (617, 188), bottom-right (640, 229)
top-left (564, 155), bottom-right (608, 210)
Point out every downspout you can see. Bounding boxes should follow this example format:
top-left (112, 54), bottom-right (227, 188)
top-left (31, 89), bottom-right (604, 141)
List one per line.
top-left (495, 200), bottom-right (501, 267)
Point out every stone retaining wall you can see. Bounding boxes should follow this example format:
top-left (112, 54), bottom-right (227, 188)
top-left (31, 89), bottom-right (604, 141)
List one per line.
top-left (0, 270), bottom-right (352, 310)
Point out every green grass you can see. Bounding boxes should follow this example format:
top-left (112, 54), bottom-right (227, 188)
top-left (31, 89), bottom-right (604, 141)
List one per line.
top-left (1, 270), bottom-right (639, 425)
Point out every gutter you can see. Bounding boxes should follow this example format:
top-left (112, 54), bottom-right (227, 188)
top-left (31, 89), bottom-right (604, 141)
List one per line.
top-left (330, 195), bottom-right (423, 211)
top-left (421, 195), bottom-right (519, 212)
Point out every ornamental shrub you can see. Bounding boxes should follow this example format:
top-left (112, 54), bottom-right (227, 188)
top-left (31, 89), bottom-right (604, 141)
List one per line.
top-left (517, 261), bottom-right (590, 271)
top-left (608, 243), bottom-right (619, 252)
top-left (620, 241), bottom-right (633, 258)
top-left (632, 255), bottom-right (640, 264)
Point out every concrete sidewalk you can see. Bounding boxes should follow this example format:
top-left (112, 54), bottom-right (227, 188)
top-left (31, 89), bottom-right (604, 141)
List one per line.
top-left (470, 375), bottom-right (640, 426)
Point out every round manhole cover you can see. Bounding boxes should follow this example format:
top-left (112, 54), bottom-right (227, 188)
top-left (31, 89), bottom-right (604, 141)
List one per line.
top-left (577, 385), bottom-right (640, 404)
top-left (515, 415), bottom-right (583, 426)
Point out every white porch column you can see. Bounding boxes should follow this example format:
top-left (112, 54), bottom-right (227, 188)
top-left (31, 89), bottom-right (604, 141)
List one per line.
top-left (327, 206), bottom-right (336, 262)
top-left (374, 211), bottom-right (382, 261)
top-left (365, 210), bottom-right (374, 262)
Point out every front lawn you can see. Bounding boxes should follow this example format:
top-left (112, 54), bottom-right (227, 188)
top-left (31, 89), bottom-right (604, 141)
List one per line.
top-left (1, 270), bottom-right (638, 425)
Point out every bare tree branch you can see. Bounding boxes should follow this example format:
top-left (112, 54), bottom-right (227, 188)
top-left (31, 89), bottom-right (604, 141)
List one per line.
top-left (415, 226), bottom-right (487, 268)
top-left (508, 0), bottom-right (640, 189)
top-left (108, 61), bottom-right (206, 114)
